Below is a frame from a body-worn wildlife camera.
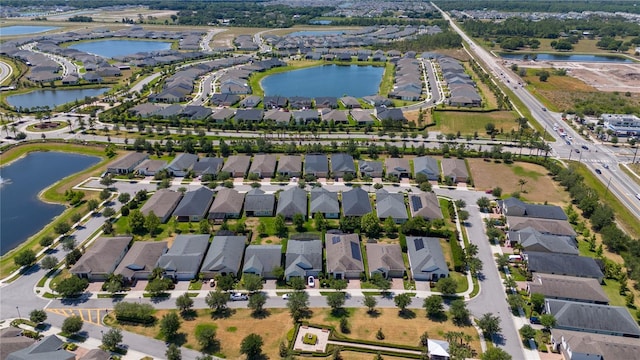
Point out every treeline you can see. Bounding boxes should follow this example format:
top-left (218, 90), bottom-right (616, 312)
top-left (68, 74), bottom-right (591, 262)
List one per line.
top-left (68, 15), bottom-right (93, 22)
top-left (329, 17), bottom-right (440, 27)
top-left (462, 17), bottom-right (640, 39)
top-left (373, 31), bottom-right (462, 52)
top-left (435, 0), bottom-right (640, 15)
top-left (554, 165), bottom-right (640, 290)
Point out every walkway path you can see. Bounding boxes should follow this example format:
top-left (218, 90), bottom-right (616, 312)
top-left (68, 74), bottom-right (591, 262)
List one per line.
top-left (327, 340), bottom-right (423, 356)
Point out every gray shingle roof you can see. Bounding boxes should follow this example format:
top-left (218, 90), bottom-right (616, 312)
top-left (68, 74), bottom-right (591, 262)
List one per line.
top-left (221, 155), bottom-right (251, 176)
top-left (285, 239), bottom-right (323, 279)
top-left (277, 155), bottom-right (302, 174)
top-left (342, 187), bottom-right (372, 216)
top-left (310, 188), bottom-right (339, 215)
top-left (156, 234), bottom-right (210, 274)
top-left (375, 190), bottom-right (408, 221)
top-left (249, 154), bottom-right (277, 176)
top-left (358, 160), bottom-right (383, 177)
top-left (408, 192), bottom-right (443, 220)
top-left (441, 158), bottom-right (468, 180)
top-left (526, 252), bottom-right (603, 280)
top-left (200, 235), bottom-right (246, 275)
top-left (325, 233), bottom-right (364, 274)
top-left (70, 236), bottom-right (131, 276)
top-left (107, 152), bottom-right (148, 171)
top-left (243, 245), bottom-right (282, 276)
top-left (208, 188), bottom-right (245, 218)
top-left (546, 299), bottom-right (640, 337)
top-left (501, 197), bottom-right (568, 221)
top-left (508, 227), bottom-right (578, 255)
top-left (140, 189), bottom-right (183, 220)
top-left (508, 217), bottom-right (577, 238)
top-left (167, 153), bottom-right (198, 173)
top-left (413, 156), bottom-right (439, 178)
top-left (173, 187), bottom-right (214, 218)
top-left (244, 188), bottom-right (275, 214)
top-left (551, 329), bottom-right (640, 359)
top-left (331, 153), bottom-right (355, 174)
top-left (114, 241), bottom-right (168, 280)
top-left (365, 243), bottom-right (405, 275)
top-left (192, 157), bottom-right (224, 176)
top-left (406, 236), bottom-right (449, 278)
top-left (276, 187), bottom-right (308, 218)
top-left (6, 335), bottom-right (74, 360)
top-left (528, 274), bottom-right (608, 304)
top-left (305, 154), bottom-right (328, 175)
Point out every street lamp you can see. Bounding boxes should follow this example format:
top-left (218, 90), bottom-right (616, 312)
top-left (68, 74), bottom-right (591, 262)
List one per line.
top-left (16, 306), bottom-right (21, 319)
top-left (568, 149), bottom-right (573, 161)
top-left (605, 176), bottom-right (613, 196)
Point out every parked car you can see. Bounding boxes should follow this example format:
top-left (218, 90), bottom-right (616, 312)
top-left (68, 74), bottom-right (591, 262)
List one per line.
top-left (209, 279), bottom-right (215, 287)
top-left (530, 316), bottom-right (540, 324)
top-left (307, 276), bottom-right (315, 288)
top-left (230, 292), bottom-right (248, 301)
top-left (282, 293), bottom-right (291, 300)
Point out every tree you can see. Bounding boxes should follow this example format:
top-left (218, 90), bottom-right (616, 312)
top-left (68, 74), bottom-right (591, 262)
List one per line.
top-left (293, 213), bottom-right (305, 232)
top-left (129, 209), bottom-right (146, 234)
top-left (481, 347), bottom-right (512, 360)
top-left (243, 274), bottom-right (263, 293)
top-left (519, 325), bottom-right (536, 340)
top-left (159, 312), bottom-right (181, 340)
top-left (14, 249), bottom-right (36, 267)
top-left (289, 276), bottom-right (306, 290)
top-left (215, 274), bottom-right (235, 291)
top-left (199, 219), bottom-right (210, 234)
top-left (507, 294), bottom-right (525, 312)
top-left (118, 192), bottom-right (131, 204)
top-left (436, 276), bottom-right (457, 295)
top-left (476, 197), bottom-right (491, 211)
top-left (99, 188), bottom-right (111, 201)
top-left (39, 235), bottom-right (54, 247)
top-left (195, 324), bottom-right (217, 350)
top-left (458, 210), bottom-right (470, 222)
top-left (55, 275), bottom-right (88, 297)
top-left (539, 314), bottom-right (556, 330)
top-left (166, 343), bottom-right (182, 360)
top-left (361, 212), bottom-right (382, 238)
top-left (313, 212), bottom-right (327, 231)
top-left (145, 211), bottom-right (161, 235)
top-left (240, 333), bottom-right (264, 359)
top-left (423, 295), bottom-right (445, 319)
top-left (205, 290), bottom-right (230, 313)
top-left (147, 277), bottom-right (171, 297)
top-left (101, 328), bottom-right (123, 351)
top-left (326, 292), bottom-right (346, 313)
top-left (394, 293), bottom-right (412, 314)
top-left (61, 237), bottom-right (76, 251)
top-left (530, 293), bottom-right (545, 313)
top-left (61, 315), bottom-right (83, 334)
top-left (476, 313), bottom-right (501, 337)
top-left (102, 206), bottom-right (116, 218)
top-left (492, 187), bottom-right (503, 198)
top-left (87, 199), bottom-right (100, 213)
top-left (274, 215), bottom-right (288, 238)
top-left (248, 292), bottom-right (267, 315)
top-left (450, 299), bottom-right (470, 325)
top-left (100, 174), bottom-right (115, 188)
top-left (363, 295), bottom-right (377, 314)
top-left (176, 293), bottom-right (194, 314)
top-left (419, 331), bottom-right (430, 348)
top-left (287, 291), bottom-right (310, 323)
top-left (54, 221), bottom-right (72, 235)
top-left (29, 309), bottom-right (47, 324)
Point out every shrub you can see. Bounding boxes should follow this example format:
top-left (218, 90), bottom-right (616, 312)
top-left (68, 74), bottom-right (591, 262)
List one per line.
top-left (302, 333), bottom-right (318, 345)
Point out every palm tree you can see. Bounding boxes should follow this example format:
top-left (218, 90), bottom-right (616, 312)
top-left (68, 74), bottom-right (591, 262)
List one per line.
top-left (66, 120), bottom-right (72, 131)
top-left (2, 124), bottom-right (8, 137)
top-left (10, 125), bottom-right (17, 137)
top-left (518, 178), bottom-right (527, 192)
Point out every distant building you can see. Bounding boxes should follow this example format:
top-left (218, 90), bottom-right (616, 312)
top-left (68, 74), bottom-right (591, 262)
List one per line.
top-left (602, 113), bottom-right (640, 136)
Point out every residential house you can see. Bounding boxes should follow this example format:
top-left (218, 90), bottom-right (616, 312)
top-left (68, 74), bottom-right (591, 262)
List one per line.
top-left (210, 108), bottom-right (236, 123)
top-left (359, 160), bottom-right (383, 178)
top-left (340, 96), bottom-right (361, 108)
top-left (173, 187), bottom-right (215, 222)
top-left (140, 189), bottom-right (183, 223)
top-left (315, 96), bottom-right (338, 109)
top-left (310, 187), bottom-right (340, 219)
top-left (508, 228), bottom-right (578, 255)
top-left (507, 217), bottom-right (577, 238)
top-left (376, 190), bottom-right (408, 223)
top-left (525, 252), bottom-right (604, 282)
top-left (200, 235), bottom-right (247, 278)
top-left (385, 158), bottom-right (411, 178)
top-left (0, 327), bottom-right (35, 358)
top-left (427, 339), bottom-right (451, 360)
top-left (134, 159), bottom-right (167, 176)
top-left (545, 299), bottom-right (640, 338)
top-left (409, 192), bottom-right (443, 220)
top-left (551, 329), bottom-right (640, 360)
top-left (413, 156), bottom-right (440, 180)
top-left (208, 188), bottom-right (245, 220)
top-left (234, 109), bottom-right (264, 122)
top-left (263, 96), bottom-right (287, 109)
top-left (239, 95), bottom-right (261, 108)
top-left (350, 109), bottom-right (374, 125)
top-left (192, 157), bottom-right (224, 177)
top-left (106, 152), bottom-right (149, 174)
top-left (325, 233), bottom-right (364, 279)
top-left (342, 187), bottom-right (372, 217)
top-left (527, 274), bottom-right (608, 304)
top-left (79, 349), bottom-right (111, 360)
top-left (264, 109), bottom-right (292, 124)
top-left (293, 109), bottom-right (319, 124)
top-left (289, 96), bottom-right (313, 110)
top-left (70, 236), bottom-right (131, 281)
top-left (243, 245), bottom-right (282, 279)
top-left (209, 93), bottom-right (240, 106)
top-left (330, 153), bottom-right (356, 178)
top-left (221, 155), bottom-right (251, 178)
top-left (285, 239), bottom-right (323, 280)
top-left (276, 187), bottom-right (308, 219)
top-left (249, 154), bottom-right (277, 178)
top-left (499, 197), bottom-right (568, 221)
top-left (5, 335), bottom-right (74, 360)
top-left (244, 188), bottom-right (275, 217)
top-left (156, 234), bottom-right (210, 280)
top-left (277, 155), bottom-right (302, 177)
top-left (441, 158), bottom-right (469, 183)
top-left (321, 109), bottom-right (349, 124)
top-left (406, 236), bottom-right (449, 281)
top-left (362, 95), bottom-right (392, 107)
top-left (365, 243), bottom-right (405, 279)
top-left (374, 106), bottom-right (405, 122)
top-left (114, 241), bottom-right (168, 283)
top-left (166, 153), bottom-right (198, 177)
top-left (304, 154), bottom-right (329, 178)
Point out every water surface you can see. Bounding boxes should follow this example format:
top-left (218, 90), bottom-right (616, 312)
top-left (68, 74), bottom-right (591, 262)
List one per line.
top-left (0, 152), bottom-right (100, 255)
top-left (0, 25), bottom-right (59, 35)
top-left (6, 88), bottom-right (109, 110)
top-left (68, 39), bottom-right (172, 58)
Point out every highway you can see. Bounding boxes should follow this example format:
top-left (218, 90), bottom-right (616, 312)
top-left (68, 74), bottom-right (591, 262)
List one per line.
top-left (434, 2), bottom-right (640, 220)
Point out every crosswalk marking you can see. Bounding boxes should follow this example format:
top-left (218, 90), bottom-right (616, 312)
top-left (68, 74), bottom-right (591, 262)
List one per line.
top-left (47, 308), bottom-right (106, 325)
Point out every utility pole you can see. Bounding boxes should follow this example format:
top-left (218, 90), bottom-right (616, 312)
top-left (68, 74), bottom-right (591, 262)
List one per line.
top-left (633, 145), bottom-right (638, 164)
top-left (605, 176), bottom-right (613, 196)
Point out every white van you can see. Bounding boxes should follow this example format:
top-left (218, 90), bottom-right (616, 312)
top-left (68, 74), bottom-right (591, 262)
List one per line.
top-left (636, 193), bottom-right (640, 201)
top-left (509, 255), bottom-right (523, 263)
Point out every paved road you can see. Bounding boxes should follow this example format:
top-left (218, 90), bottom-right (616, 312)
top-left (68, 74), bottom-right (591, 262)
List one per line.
top-left (0, 60), bottom-right (13, 85)
top-left (22, 42), bottom-right (78, 77)
top-left (200, 29), bottom-right (227, 52)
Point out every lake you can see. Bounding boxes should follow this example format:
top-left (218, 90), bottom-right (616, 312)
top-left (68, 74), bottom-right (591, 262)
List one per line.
top-left (499, 52), bottom-right (633, 63)
top-left (0, 152), bottom-right (100, 256)
top-left (287, 30), bottom-right (345, 37)
top-left (261, 64), bottom-right (384, 98)
top-left (0, 25), bottom-right (59, 36)
top-left (6, 87), bottom-right (109, 110)
top-left (68, 39), bottom-right (173, 58)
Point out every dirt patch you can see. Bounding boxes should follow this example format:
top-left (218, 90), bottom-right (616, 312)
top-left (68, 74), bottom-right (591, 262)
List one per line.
top-left (468, 159), bottom-right (569, 204)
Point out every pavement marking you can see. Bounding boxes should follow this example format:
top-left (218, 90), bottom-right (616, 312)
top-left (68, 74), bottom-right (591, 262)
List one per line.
top-left (47, 308), bottom-right (105, 325)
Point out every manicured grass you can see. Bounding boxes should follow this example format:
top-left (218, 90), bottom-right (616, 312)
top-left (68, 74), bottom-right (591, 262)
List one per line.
top-left (112, 307), bottom-right (480, 359)
top-left (431, 110), bottom-right (519, 136)
top-left (622, 163), bottom-right (640, 187)
top-left (378, 62), bottom-right (395, 96)
top-left (189, 281), bottom-right (203, 291)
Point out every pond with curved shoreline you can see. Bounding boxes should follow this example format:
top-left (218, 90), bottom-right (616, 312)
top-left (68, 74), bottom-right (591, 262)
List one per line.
top-left (6, 87), bottom-right (110, 110)
top-left (0, 152), bottom-right (100, 255)
top-left (261, 64), bottom-right (384, 98)
top-left (0, 25), bottom-right (59, 36)
top-left (68, 39), bottom-right (173, 58)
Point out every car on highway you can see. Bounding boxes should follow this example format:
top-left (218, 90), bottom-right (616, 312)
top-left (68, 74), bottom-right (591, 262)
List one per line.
top-left (566, 140), bottom-right (571, 145)
top-left (575, 149), bottom-right (580, 153)
top-left (636, 193), bottom-right (640, 201)
top-left (595, 169), bottom-right (602, 174)
top-left (542, 107), bottom-right (547, 111)
top-left (603, 164), bottom-right (609, 169)
top-left (230, 293), bottom-right (248, 301)
top-left (581, 145), bottom-right (589, 150)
